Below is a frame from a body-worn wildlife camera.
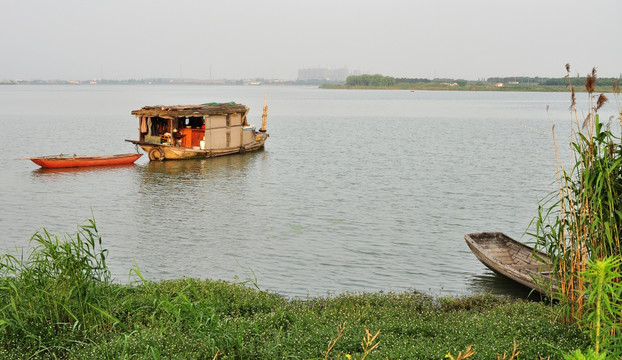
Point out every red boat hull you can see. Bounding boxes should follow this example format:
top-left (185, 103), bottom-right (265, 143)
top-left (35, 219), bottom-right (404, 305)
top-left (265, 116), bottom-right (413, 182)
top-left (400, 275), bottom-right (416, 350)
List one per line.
top-left (30, 153), bottom-right (143, 168)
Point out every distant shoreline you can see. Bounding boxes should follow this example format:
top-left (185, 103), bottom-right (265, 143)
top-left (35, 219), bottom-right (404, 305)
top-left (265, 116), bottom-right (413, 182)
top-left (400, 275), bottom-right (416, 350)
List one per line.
top-left (0, 81), bottom-right (615, 93)
top-left (320, 84), bottom-right (614, 93)
top-left (325, 73), bottom-right (620, 93)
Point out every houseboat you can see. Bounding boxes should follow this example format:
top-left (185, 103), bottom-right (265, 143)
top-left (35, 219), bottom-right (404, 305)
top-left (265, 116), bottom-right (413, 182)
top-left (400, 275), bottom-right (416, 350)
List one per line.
top-left (126, 100), bottom-right (268, 161)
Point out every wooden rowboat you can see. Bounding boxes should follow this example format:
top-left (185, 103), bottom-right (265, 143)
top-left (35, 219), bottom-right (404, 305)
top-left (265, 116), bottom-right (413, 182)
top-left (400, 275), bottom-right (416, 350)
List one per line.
top-left (28, 153), bottom-right (142, 168)
top-left (464, 232), bottom-right (557, 295)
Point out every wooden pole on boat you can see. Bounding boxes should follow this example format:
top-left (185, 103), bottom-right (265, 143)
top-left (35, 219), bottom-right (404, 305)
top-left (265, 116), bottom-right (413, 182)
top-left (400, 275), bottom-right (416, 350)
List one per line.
top-left (259, 94), bottom-right (268, 132)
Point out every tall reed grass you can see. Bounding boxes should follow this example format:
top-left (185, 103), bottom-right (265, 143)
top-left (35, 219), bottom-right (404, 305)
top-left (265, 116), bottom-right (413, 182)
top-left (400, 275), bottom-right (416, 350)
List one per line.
top-left (0, 218), bottom-right (116, 355)
top-left (530, 65), bottom-right (622, 355)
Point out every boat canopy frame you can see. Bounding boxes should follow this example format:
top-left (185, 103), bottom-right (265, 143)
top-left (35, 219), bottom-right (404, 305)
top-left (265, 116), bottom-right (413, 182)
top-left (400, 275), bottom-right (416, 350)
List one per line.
top-left (131, 102), bottom-right (250, 119)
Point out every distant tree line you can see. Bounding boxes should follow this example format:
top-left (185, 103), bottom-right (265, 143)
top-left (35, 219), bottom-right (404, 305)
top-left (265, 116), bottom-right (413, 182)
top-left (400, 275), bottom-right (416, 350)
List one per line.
top-left (344, 74), bottom-right (620, 88)
top-left (541, 77), bottom-right (619, 86)
top-left (481, 76), bottom-right (619, 86)
top-left (347, 75), bottom-right (472, 87)
top-left (395, 78), bottom-right (431, 84)
top-left (346, 74), bottom-right (396, 87)
top-left (486, 77), bottom-right (546, 84)
top-left (395, 78), bottom-right (468, 86)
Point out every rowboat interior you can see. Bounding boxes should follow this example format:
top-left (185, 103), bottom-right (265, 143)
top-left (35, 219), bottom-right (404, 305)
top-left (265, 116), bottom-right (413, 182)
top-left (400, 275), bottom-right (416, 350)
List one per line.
top-left (465, 232), bottom-right (556, 295)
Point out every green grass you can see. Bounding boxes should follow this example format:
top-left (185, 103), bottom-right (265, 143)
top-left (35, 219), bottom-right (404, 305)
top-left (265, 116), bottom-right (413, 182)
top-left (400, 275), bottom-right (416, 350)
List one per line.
top-left (0, 221), bottom-right (589, 359)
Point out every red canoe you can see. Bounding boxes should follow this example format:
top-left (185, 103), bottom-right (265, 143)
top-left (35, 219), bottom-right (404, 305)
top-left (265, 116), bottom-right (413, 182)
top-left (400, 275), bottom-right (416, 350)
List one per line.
top-left (29, 153), bottom-right (143, 168)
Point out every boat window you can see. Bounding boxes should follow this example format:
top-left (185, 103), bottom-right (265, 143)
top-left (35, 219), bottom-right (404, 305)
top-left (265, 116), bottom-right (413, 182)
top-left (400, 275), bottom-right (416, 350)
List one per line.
top-left (187, 116), bottom-right (203, 128)
top-left (150, 117), bottom-right (169, 136)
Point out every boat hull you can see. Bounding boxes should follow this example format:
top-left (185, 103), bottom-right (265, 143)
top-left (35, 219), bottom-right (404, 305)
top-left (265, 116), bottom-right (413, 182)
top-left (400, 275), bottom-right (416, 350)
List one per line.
top-left (29, 153), bottom-right (143, 168)
top-left (464, 232), bottom-right (556, 295)
top-left (128, 133), bottom-right (268, 161)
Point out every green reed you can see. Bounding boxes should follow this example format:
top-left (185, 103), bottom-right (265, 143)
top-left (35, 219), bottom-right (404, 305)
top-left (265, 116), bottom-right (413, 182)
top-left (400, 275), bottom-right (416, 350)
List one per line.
top-left (0, 218), bottom-right (116, 355)
top-left (530, 66), bottom-right (622, 354)
top-left (578, 257), bottom-right (622, 356)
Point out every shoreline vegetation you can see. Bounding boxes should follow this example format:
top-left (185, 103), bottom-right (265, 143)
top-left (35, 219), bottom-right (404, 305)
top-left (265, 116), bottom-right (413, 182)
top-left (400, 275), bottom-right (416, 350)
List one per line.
top-left (321, 74), bottom-right (620, 93)
top-left (0, 221), bottom-right (588, 359)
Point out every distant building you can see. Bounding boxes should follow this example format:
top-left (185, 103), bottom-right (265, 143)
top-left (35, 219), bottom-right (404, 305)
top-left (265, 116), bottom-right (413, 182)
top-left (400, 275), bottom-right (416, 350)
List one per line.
top-left (297, 68), bottom-right (349, 82)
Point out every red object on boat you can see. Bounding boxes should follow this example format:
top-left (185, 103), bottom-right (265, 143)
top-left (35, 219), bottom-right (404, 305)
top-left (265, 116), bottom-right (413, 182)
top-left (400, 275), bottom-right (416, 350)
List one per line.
top-left (29, 153), bottom-right (143, 168)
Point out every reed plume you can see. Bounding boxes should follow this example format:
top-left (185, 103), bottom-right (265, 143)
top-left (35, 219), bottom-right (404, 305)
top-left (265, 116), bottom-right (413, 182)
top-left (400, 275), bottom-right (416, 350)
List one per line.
top-left (595, 94), bottom-right (608, 112)
top-left (585, 67), bottom-right (596, 93)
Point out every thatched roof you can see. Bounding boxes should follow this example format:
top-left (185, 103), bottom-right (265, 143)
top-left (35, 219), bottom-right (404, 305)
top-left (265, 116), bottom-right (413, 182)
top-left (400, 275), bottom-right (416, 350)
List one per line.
top-left (131, 102), bottom-right (249, 118)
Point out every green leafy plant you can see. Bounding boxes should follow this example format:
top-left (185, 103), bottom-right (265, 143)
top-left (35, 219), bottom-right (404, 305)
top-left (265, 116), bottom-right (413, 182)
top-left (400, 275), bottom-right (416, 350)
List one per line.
top-left (563, 348), bottom-right (609, 360)
top-left (578, 256), bottom-right (622, 356)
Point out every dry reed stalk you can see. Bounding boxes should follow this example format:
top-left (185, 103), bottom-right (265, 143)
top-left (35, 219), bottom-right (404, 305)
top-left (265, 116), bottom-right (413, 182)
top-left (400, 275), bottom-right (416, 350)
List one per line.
top-left (360, 328), bottom-right (380, 360)
top-left (445, 344), bottom-right (475, 360)
top-left (614, 80), bottom-right (622, 128)
top-left (496, 340), bottom-right (520, 360)
top-left (324, 322), bottom-right (346, 360)
top-left (552, 126), bottom-right (569, 298)
top-left (550, 65), bottom-right (614, 320)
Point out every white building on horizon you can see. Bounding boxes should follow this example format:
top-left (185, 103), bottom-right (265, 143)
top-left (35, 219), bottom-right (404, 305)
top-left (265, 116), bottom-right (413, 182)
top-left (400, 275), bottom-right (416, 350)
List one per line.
top-left (297, 68), bottom-right (349, 82)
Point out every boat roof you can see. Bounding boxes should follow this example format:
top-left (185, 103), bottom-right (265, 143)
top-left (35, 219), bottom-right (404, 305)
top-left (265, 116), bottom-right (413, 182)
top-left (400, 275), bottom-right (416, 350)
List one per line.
top-left (131, 102), bottom-right (249, 118)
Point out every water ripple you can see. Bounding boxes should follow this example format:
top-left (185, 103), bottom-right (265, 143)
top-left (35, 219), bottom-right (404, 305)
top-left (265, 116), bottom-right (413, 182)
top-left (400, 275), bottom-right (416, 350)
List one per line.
top-left (2, 85), bottom-right (618, 298)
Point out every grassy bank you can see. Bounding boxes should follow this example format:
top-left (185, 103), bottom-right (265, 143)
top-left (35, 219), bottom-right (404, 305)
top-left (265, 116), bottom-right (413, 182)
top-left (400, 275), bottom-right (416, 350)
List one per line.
top-left (0, 278), bottom-right (589, 359)
top-left (0, 221), bottom-right (588, 359)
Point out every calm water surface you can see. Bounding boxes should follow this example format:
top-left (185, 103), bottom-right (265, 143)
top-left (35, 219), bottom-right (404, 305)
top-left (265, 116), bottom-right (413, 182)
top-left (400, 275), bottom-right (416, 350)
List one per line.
top-left (1, 85), bottom-right (617, 298)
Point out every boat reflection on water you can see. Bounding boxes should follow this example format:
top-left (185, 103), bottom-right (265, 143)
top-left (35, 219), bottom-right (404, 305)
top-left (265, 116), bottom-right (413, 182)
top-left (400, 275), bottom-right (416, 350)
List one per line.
top-left (140, 150), bottom-right (263, 177)
top-left (31, 163), bottom-right (140, 179)
top-left (466, 272), bottom-right (548, 300)
top-left (134, 150), bottom-right (267, 206)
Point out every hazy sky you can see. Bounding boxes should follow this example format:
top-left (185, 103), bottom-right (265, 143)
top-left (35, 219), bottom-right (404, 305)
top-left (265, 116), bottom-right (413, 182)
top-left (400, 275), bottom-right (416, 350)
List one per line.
top-left (2, 0), bottom-right (621, 80)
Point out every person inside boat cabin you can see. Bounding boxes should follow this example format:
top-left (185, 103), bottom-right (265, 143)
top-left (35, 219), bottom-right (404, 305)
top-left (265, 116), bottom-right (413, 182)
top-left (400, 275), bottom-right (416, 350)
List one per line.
top-left (172, 129), bottom-right (185, 146)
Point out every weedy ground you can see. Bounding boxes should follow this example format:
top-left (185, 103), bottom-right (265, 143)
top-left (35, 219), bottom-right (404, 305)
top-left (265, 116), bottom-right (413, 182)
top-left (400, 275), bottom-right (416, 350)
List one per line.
top-left (0, 267), bottom-right (588, 358)
top-left (0, 221), bottom-right (589, 359)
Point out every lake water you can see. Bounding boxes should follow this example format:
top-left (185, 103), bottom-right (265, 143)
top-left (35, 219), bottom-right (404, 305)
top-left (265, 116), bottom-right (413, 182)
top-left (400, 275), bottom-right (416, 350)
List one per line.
top-left (1, 85), bottom-right (618, 298)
